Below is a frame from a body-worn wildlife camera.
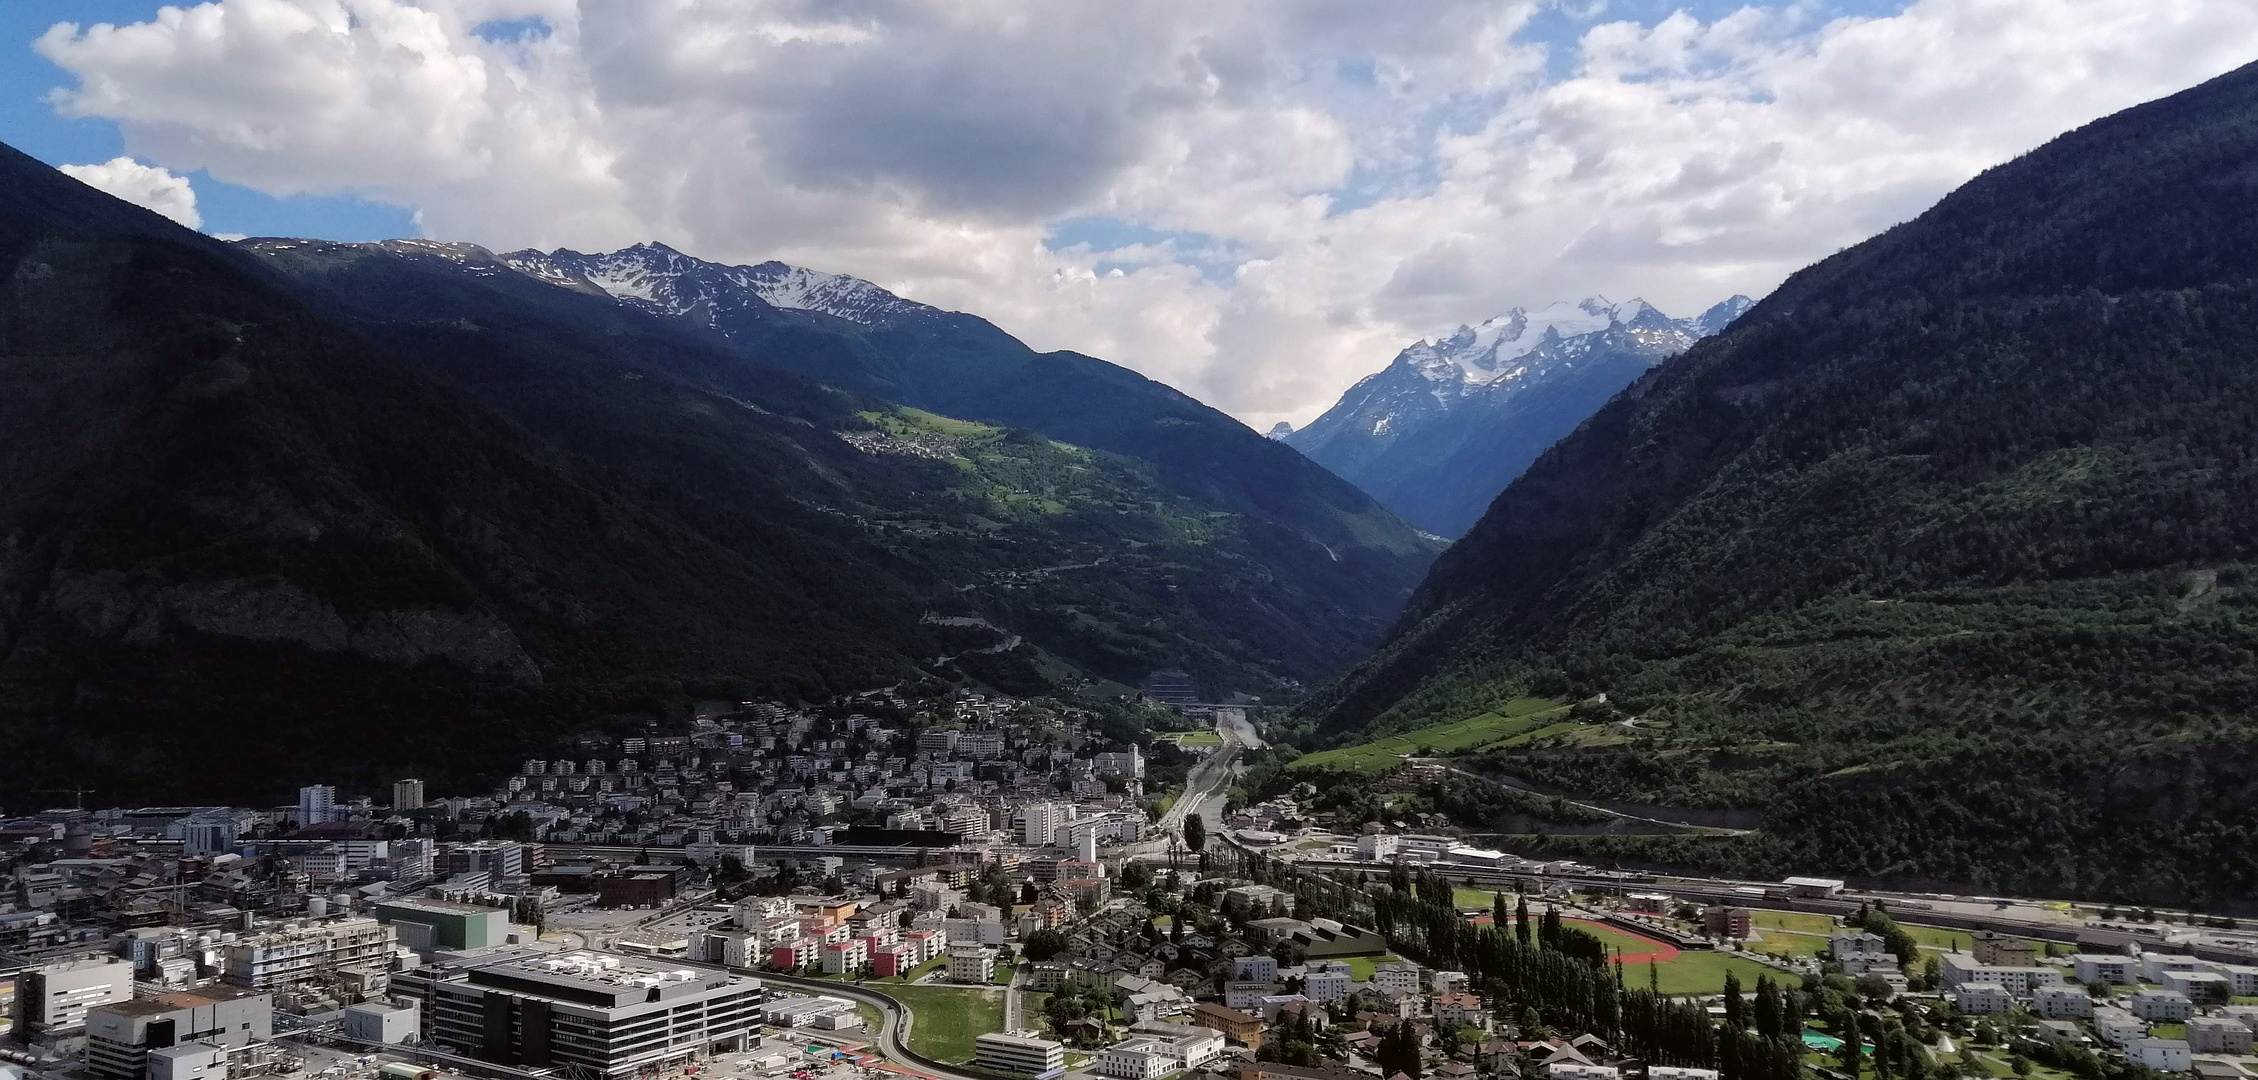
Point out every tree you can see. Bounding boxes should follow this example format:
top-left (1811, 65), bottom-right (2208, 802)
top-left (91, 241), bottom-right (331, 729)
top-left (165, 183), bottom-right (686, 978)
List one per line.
top-left (1183, 814), bottom-right (1207, 854)
top-left (1120, 860), bottom-right (1155, 890)
top-left (1020, 881), bottom-right (1040, 905)
top-left (1377, 1021), bottom-right (1423, 1079)
top-left (1754, 976), bottom-right (1782, 1040)
top-left (1724, 970), bottom-right (1746, 1030)
top-left (1024, 929), bottom-right (1069, 961)
top-left (1840, 1018), bottom-right (1865, 1073)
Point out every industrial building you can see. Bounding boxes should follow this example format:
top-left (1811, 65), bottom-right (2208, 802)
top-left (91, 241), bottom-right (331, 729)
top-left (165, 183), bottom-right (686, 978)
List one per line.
top-left (222, 918), bottom-right (398, 992)
top-left (373, 898), bottom-right (507, 952)
top-left (85, 987), bottom-right (272, 1080)
top-left (14, 956), bottom-right (135, 1037)
top-left (341, 1001), bottom-right (420, 1044)
top-left (415, 952), bottom-right (764, 1077)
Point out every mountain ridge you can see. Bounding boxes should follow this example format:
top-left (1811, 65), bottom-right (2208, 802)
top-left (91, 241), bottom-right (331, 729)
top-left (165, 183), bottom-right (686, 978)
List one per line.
top-left (1284, 294), bottom-right (1751, 536)
top-left (1291, 60), bottom-right (2258, 903)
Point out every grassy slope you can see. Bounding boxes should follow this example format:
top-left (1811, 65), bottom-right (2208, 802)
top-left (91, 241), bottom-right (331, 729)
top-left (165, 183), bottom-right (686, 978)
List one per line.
top-left (1289, 697), bottom-right (1569, 772)
top-left (884, 984), bottom-right (1007, 1063)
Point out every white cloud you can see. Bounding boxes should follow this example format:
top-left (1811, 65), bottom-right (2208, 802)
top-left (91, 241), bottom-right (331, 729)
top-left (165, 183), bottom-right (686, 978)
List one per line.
top-left (31, 0), bottom-right (2258, 428)
top-left (56, 156), bottom-right (203, 229)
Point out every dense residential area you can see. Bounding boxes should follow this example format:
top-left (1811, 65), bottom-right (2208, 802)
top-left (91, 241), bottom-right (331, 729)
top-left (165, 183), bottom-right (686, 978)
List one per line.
top-left (7, 693), bottom-right (2258, 1080)
top-left (6, 20), bottom-right (2258, 1080)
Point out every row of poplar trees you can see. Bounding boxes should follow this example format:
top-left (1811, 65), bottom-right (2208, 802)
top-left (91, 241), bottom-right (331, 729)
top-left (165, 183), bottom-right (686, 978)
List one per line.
top-left (1229, 851), bottom-right (1811, 1080)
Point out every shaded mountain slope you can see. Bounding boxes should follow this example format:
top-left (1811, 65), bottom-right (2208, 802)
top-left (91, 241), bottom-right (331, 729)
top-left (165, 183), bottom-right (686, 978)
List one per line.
top-left (497, 244), bottom-right (1442, 619)
top-left (1298, 62), bottom-right (2258, 904)
top-left (244, 239), bottom-right (1409, 699)
top-left (0, 145), bottom-right (935, 804)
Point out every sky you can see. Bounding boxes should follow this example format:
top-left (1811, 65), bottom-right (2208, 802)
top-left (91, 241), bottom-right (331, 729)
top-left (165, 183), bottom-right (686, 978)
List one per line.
top-left (6, 1), bottom-right (2258, 429)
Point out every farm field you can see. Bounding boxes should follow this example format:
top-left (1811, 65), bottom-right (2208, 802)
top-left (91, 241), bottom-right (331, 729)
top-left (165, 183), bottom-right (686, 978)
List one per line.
top-left (882, 984), bottom-right (1006, 1063)
top-left (1288, 698), bottom-right (1570, 772)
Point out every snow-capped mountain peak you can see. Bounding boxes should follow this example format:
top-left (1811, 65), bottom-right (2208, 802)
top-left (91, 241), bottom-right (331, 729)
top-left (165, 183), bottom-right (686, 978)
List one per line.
top-left (498, 243), bottom-right (926, 327)
top-left (1282, 291), bottom-right (1757, 536)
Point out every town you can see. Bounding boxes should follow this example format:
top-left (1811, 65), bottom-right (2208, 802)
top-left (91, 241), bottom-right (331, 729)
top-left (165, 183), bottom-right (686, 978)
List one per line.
top-left (4, 690), bottom-right (2258, 1080)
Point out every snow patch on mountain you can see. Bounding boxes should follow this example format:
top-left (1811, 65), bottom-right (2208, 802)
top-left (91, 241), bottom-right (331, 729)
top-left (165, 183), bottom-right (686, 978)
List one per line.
top-left (1282, 292), bottom-right (1756, 535)
top-left (498, 242), bottom-right (927, 328)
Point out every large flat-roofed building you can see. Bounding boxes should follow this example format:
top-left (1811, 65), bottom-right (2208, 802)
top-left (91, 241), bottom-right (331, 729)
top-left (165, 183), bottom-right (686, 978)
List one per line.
top-left (975, 1031), bottom-right (1065, 1079)
top-left (419, 951), bottom-right (764, 1077)
top-left (223, 918), bottom-right (397, 991)
top-left (14, 956), bottom-right (134, 1037)
top-left (374, 898), bottom-right (508, 952)
top-left (86, 987), bottom-right (271, 1080)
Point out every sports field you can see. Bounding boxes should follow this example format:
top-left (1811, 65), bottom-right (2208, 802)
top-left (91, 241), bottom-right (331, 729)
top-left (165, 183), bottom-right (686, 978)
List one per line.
top-left (1563, 918), bottom-right (1680, 963)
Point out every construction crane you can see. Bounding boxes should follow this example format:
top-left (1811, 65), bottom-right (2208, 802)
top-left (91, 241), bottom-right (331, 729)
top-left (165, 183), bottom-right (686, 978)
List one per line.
top-left (30, 788), bottom-right (94, 811)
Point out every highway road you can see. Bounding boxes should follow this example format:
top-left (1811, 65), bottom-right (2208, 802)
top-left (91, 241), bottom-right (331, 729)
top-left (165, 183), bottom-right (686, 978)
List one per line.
top-left (1150, 708), bottom-right (1254, 855)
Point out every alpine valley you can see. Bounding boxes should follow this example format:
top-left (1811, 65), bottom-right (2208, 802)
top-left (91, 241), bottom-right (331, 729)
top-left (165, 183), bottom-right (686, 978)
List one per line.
top-left (1282, 295), bottom-right (1751, 537)
top-left (0, 139), bottom-right (1437, 803)
top-left (1285, 61), bottom-right (2258, 905)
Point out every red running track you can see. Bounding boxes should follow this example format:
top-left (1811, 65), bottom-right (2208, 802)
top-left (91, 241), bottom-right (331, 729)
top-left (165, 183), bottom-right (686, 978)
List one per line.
top-left (1564, 917), bottom-right (1681, 964)
top-left (1463, 913), bottom-right (1683, 964)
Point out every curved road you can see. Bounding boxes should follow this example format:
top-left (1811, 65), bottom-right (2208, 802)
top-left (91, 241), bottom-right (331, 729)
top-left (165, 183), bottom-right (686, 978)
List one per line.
top-left (749, 970), bottom-right (995, 1080)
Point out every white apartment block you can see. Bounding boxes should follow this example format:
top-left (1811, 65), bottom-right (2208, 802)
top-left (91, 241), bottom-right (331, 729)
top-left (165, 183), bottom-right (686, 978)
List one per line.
top-left (2091, 1007), bottom-right (2146, 1049)
top-left (1225, 982), bottom-right (1279, 1010)
top-left (976, 1032), bottom-right (1065, 1079)
top-left (2186, 1018), bottom-right (2255, 1055)
top-left (2072, 954), bottom-right (2138, 985)
top-left (1952, 984), bottom-right (2013, 1015)
top-left (2142, 952), bottom-right (2207, 984)
top-left (948, 946), bottom-right (996, 985)
top-left (1303, 969), bottom-right (1351, 1004)
top-left (1372, 962), bottom-right (1421, 996)
top-left (1233, 956), bottom-right (1279, 982)
top-left (2128, 989), bottom-right (2193, 1022)
top-left (2131, 1039), bottom-right (2190, 1074)
top-left (2160, 970), bottom-right (2230, 1002)
top-left (2032, 985), bottom-right (2092, 1018)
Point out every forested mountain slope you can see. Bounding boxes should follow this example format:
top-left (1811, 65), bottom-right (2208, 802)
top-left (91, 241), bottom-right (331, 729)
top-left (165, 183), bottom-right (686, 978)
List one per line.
top-left (496, 243), bottom-right (1442, 623)
top-left (245, 238), bottom-right (1398, 699)
top-left (0, 139), bottom-right (1409, 804)
top-left (0, 143), bottom-right (938, 803)
top-left (1298, 61), bottom-right (2258, 905)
